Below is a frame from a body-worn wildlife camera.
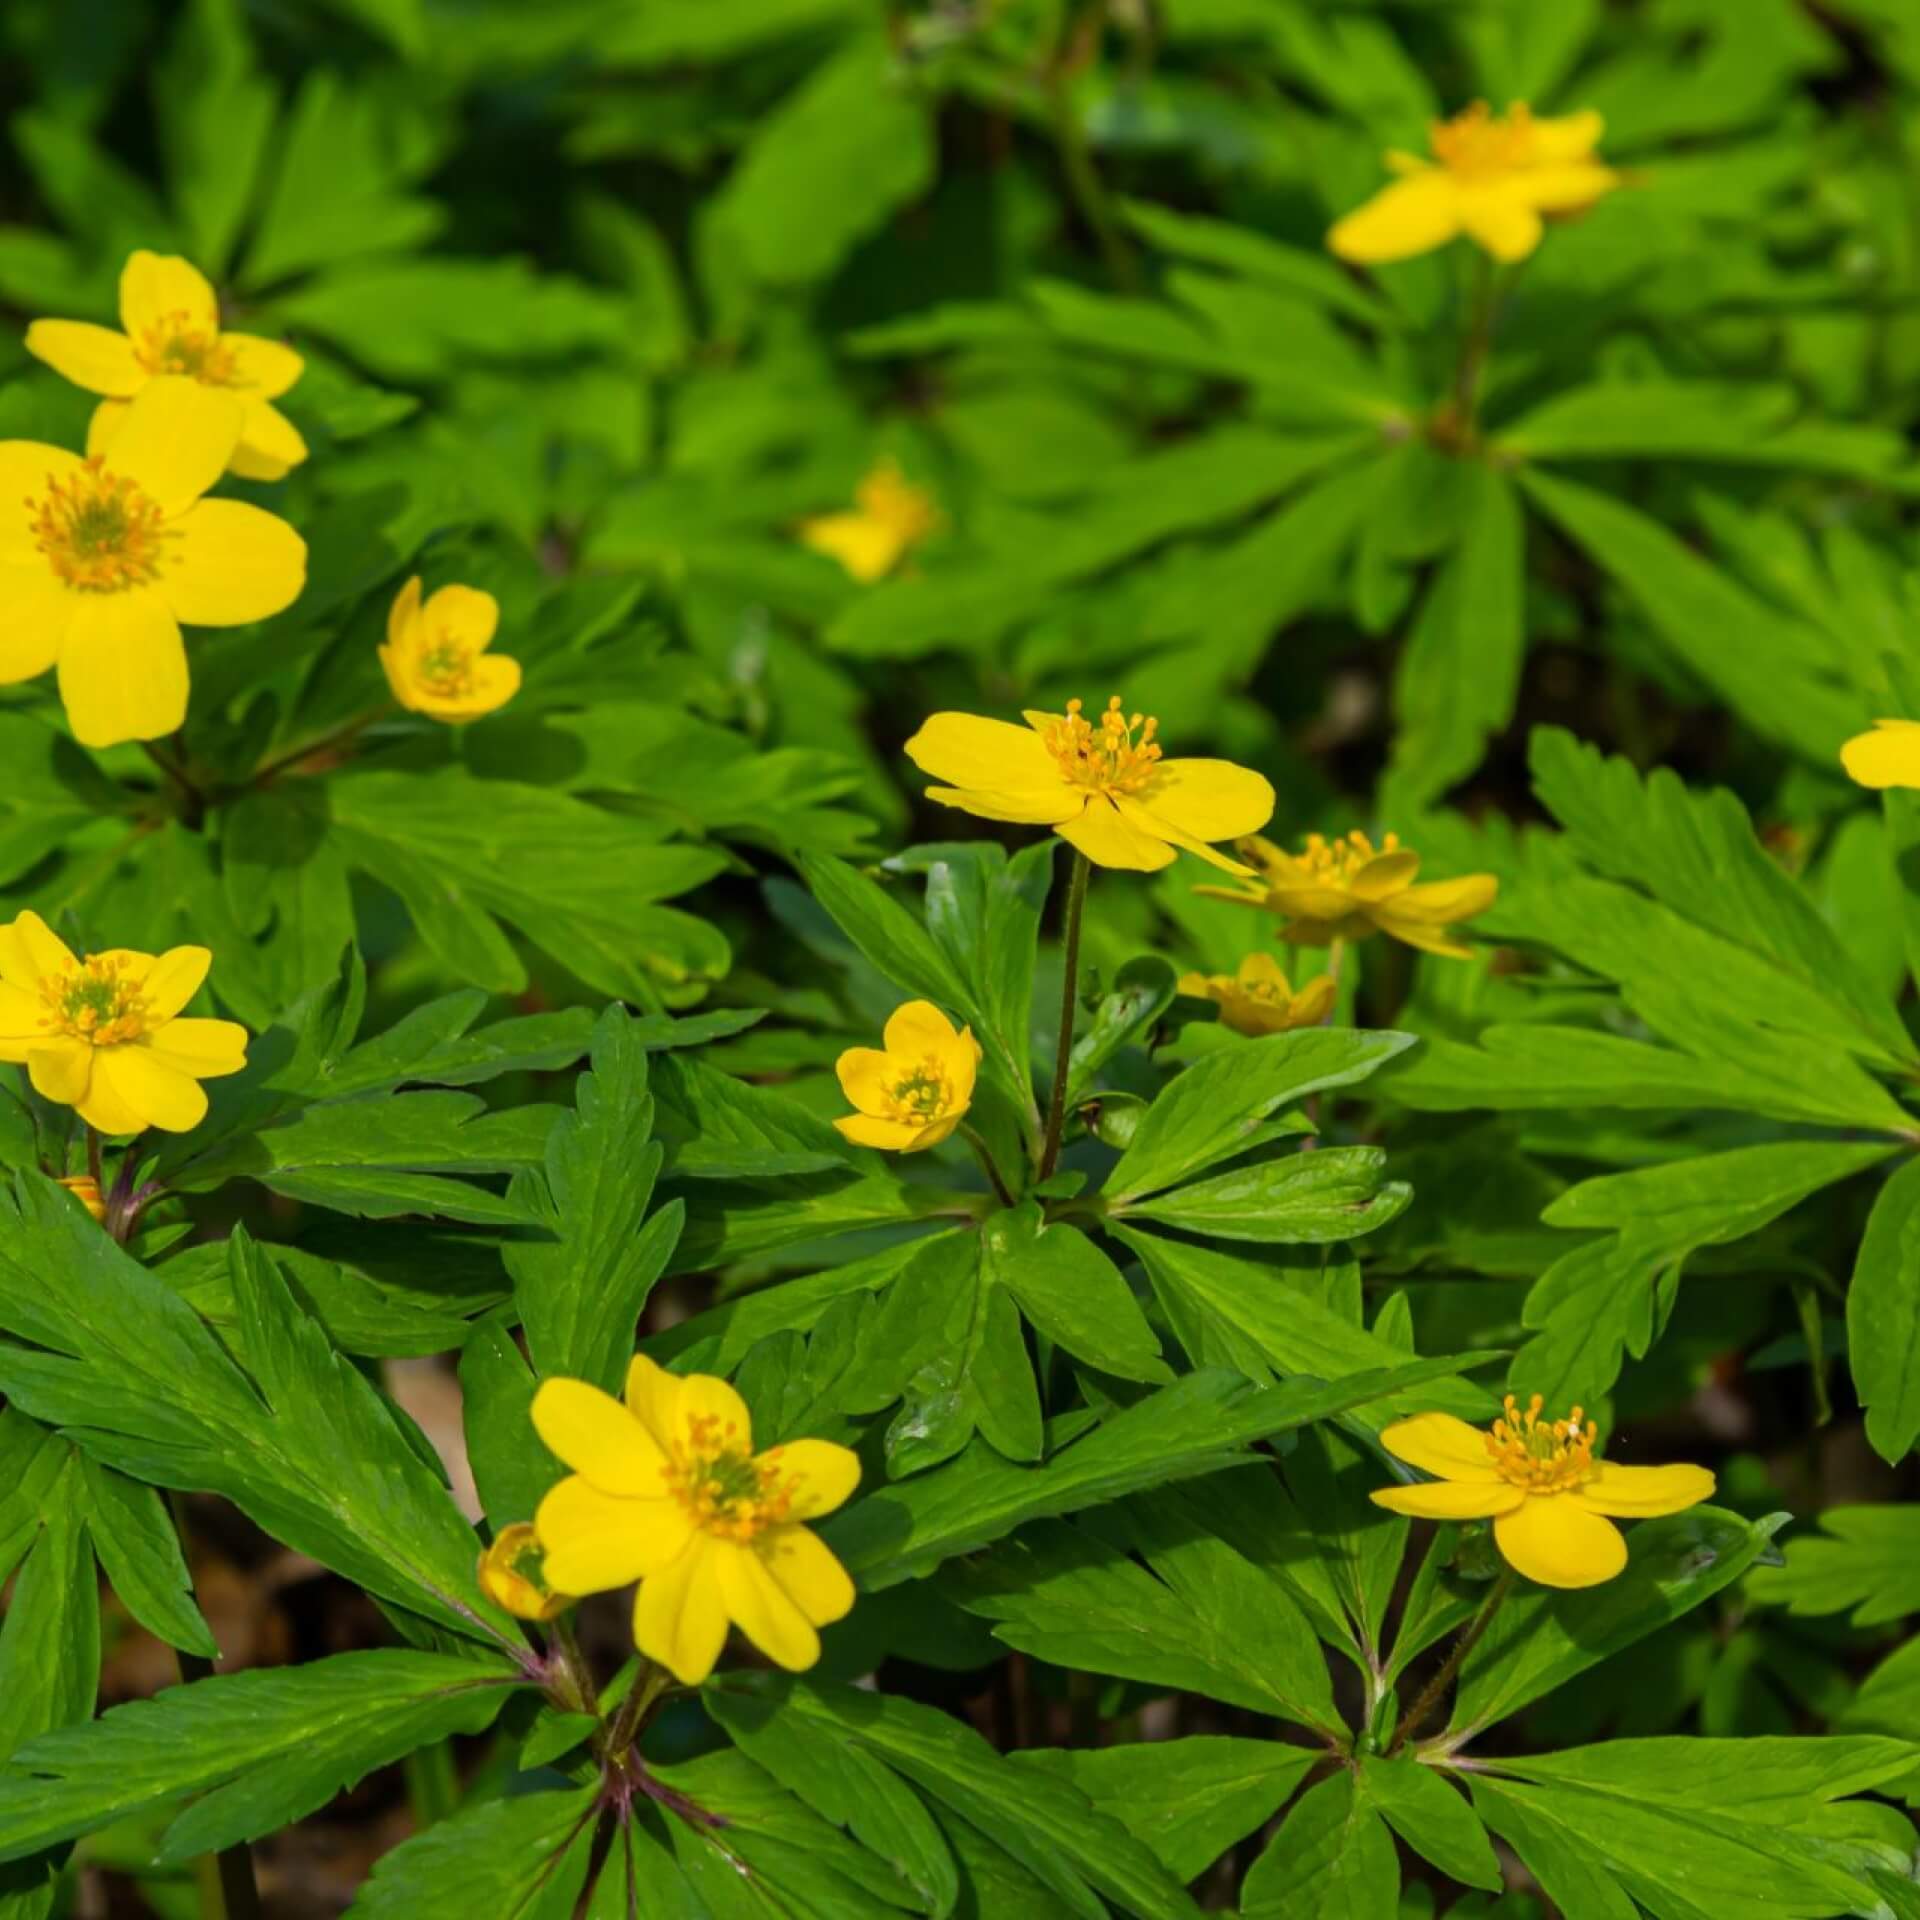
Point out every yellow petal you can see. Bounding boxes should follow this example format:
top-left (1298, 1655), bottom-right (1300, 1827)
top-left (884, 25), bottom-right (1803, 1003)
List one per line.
top-left (1328, 171), bottom-right (1464, 264)
top-left (222, 333), bottom-right (303, 399)
top-left (924, 784), bottom-right (1086, 826)
top-left (634, 1536), bottom-right (729, 1685)
top-left (677, 1372), bottom-right (755, 1455)
top-left (1379, 1412), bottom-right (1506, 1483)
top-left (421, 583), bottom-right (500, 651)
top-left (1573, 1461), bottom-right (1715, 1519)
top-left (715, 1541), bottom-right (820, 1671)
top-left (1530, 109), bottom-right (1605, 164)
top-left (799, 510), bottom-right (905, 583)
top-left (758, 1524), bottom-right (856, 1626)
top-left (73, 1064), bottom-right (148, 1136)
top-left (90, 1045), bottom-right (208, 1132)
top-left (165, 499), bottom-right (308, 628)
top-left (834, 1046), bottom-right (896, 1117)
top-left (24, 320), bottom-right (146, 398)
top-left (1135, 758), bottom-right (1274, 844)
top-left (27, 1038), bottom-right (92, 1107)
top-left (1517, 163), bottom-right (1617, 213)
top-left (1456, 187), bottom-right (1544, 263)
top-left (229, 399), bottom-right (308, 480)
top-left (531, 1379), bottom-right (669, 1496)
top-left (1056, 794), bottom-right (1177, 871)
top-left (388, 576), bottom-right (424, 650)
top-left (120, 251), bottom-right (219, 339)
top-left (410, 655), bottom-right (521, 724)
top-left (0, 444), bottom-right (86, 560)
top-left (882, 1000), bottom-right (960, 1060)
top-left (1395, 874), bottom-right (1496, 921)
top-left (87, 400), bottom-right (127, 459)
top-left (833, 1112), bottom-right (932, 1152)
top-left (140, 946), bottom-right (211, 1022)
top-left (99, 377), bottom-right (242, 517)
top-left (624, 1352), bottom-right (682, 1451)
top-left (145, 1017), bottom-right (248, 1078)
top-left (0, 910), bottom-right (77, 991)
top-left (1343, 850), bottom-right (1421, 901)
top-left (1371, 1481), bottom-right (1525, 1520)
top-left (1115, 795), bottom-right (1256, 876)
top-left (536, 1477), bottom-right (695, 1592)
top-left (1842, 720), bottom-right (1920, 791)
top-left (1290, 975), bottom-right (1338, 1025)
top-left (57, 590), bottom-right (188, 749)
top-left (0, 984), bottom-right (39, 1052)
top-left (1493, 1494), bottom-right (1627, 1588)
top-left (0, 560), bottom-right (75, 682)
top-left (763, 1438), bottom-right (861, 1522)
top-left (905, 712), bottom-right (1062, 792)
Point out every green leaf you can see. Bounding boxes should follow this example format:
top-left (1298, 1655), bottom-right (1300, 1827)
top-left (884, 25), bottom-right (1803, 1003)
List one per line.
top-left (459, 1314), bottom-right (558, 1529)
top-left (0, 1651), bottom-right (520, 1867)
top-left (1450, 1507), bottom-right (1791, 1738)
top-left (706, 1683), bottom-right (960, 1918)
top-left (75, 1456), bottom-right (215, 1660)
top-left (1017, 1737), bottom-right (1313, 1885)
top-left (797, 853), bottom-right (977, 1021)
top-left (507, 1007), bottom-right (683, 1392)
top-left (651, 1050), bottom-right (851, 1178)
top-left (1749, 1504), bottom-right (1920, 1626)
top-left (1361, 1755), bottom-right (1502, 1892)
top-left (1119, 1145), bottom-right (1412, 1244)
top-left (0, 1414), bottom-right (68, 1591)
top-left (1848, 1155), bottom-right (1920, 1464)
top-left (983, 1204), bottom-right (1168, 1384)
top-left (1063, 956), bottom-right (1179, 1109)
top-left (1104, 1029), bottom-right (1417, 1202)
top-left (1240, 1771), bottom-right (1398, 1919)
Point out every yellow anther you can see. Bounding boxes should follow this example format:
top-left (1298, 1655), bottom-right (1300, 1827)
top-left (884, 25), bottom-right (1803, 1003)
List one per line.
top-left (662, 1414), bottom-right (805, 1544)
top-left (886, 1056), bottom-right (953, 1125)
top-left (38, 953), bottom-right (148, 1048)
top-left (27, 460), bottom-right (170, 594)
top-left (134, 310), bottom-right (237, 384)
top-left (1044, 693), bottom-right (1164, 796)
top-left (1483, 1392), bottom-right (1597, 1494)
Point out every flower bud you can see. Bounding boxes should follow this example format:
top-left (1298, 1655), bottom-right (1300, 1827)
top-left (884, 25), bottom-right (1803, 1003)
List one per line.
top-left (58, 1175), bottom-right (107, 1224)
top-left (478, 1523), bottom-right (572, 1623)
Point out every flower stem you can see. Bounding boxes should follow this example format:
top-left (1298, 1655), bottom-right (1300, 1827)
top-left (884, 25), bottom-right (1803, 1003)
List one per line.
top-left (1039, 851), bottom-right (1091, 1180)
top-left (1388, 1568), bottom-right (1514, 1756)
top-left (959, 1123), bottom-right (1016, 1209)
top-left (250, 711), bottom-right (382, 787)
top-left (140, 739), bottom-right (205, 829)
top-left (1434, 252), bottom-right (1501, 450)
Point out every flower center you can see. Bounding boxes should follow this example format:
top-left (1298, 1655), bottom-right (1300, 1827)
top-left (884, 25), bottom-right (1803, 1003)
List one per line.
top-left (415, 633), bottom-right (477, 699)
top-left (136, 312), bottom-right (237, 384)
top-left (38, 954), bottom-right (148, 1047)
top-left (663, 1413), bottom-right (800, 1543)
top-left (28, 459), bottom-right (171, 594)
top-left (856, 461), bottom-right (940, 542)
top-left (1298, 829), bottom-right (1400, 885)
top-left (1045, 696), bottom-right (1163, 796)
top-left (884, 1056), bottom-right (952, 1127)
top-left (1428, 102), bottom-right (1539, 179)
top-left (1485, 1393), bottom-right (1597, 1494)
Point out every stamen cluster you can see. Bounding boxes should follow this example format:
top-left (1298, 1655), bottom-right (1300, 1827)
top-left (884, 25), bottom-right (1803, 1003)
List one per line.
top-left (1428, 102), bottom-right (1540, 178)
top-left (1297, 828), bottom-right (1401, 883)
top-left (1044, 695), bottom-right (1163, 795)
top-left (663, 1412), bottom-right (801, 1544)
top-left (885, 1056), bottom-right (953, 1126)
top-left (28, 460), bottom-right (169, 593)
top-left (414, 634), bottom-right (479, 700)
top-left (39, 954), bottom-right (148, 1048)
top-left (1485, 1392), bottom-right (1598, 1494)
top-left (135, 311), bottom-right (237, 384)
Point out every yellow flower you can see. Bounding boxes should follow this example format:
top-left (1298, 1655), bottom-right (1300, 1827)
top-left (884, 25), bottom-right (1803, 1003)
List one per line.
top-left (532, 1355), bottom-right (860, 1686)
top-left (1370, 1395), bottom-right (1715, 1589)
top-left (0, 910), bottom-right (249, 1134)
top-left (834, 1001), bottom-right (980, 1153)
top-left (378, 577), bottom-right (521, 724)
top-left (0, 377), bottom-right (306, 748)
top-left (905, 695), bottom-right (1275, 874)
top-left (27, 250), bottom-right (307, 482)
top-left (56, 1174), bottom-right (107, 1224)
top-left (1329, 102), bottom-right (1617, 266)
top-left (1178, 952), bottom-right (1336, 1035)
top-left (26, 251), bottom-right (307, 482)
top-left (798, 458), bottom-right (941, 583)
top-left (477, 1523), bottom-right (573, 1623)
top-left (1840, 719), bottom-right (1920, 791)
top-left (1196, 829), bottom-right (1497, 958)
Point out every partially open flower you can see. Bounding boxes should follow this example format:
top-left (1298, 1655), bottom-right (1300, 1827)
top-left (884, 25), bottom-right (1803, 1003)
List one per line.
top-left (478, 1523), bottom-right (573, 1623)
top-left (1370, 1395), bottom-right (1715, 1589)
top-left (1178, 952), bottom-right (1336, 1035)
top-left (1197, 829), bottom-right (1496, 958)
top-left (379, 577), bottom-right (520, 724)
top-left (834, 1001), bottom-right (979, 1154)
top-left (56, 1174), bottom-right (108, 1224)
top-left (798, 458), bottom-right (941, 583)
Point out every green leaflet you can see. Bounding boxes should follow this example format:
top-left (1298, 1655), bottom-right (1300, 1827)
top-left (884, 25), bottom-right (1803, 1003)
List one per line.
top-left (1847, 1153), bottom-right (1920, 1464)
top-left (1240, 1770), bottom-right (1398, 1919)
top-left (1749, 1505), bottom-right (1920, 1626)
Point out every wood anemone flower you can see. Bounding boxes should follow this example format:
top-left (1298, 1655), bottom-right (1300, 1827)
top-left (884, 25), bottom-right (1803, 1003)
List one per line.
top-left (1178, 952), bottom-right (1336, 1035)
top-left (904, 695), bottom-right (1275, 874)
top-left (834, 1001), bottom-right (979, 1153)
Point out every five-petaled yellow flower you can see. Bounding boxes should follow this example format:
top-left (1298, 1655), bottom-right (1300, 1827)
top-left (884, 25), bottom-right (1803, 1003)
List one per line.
top-left (533, 1354), bottom-right (860, 1685)
top-left (798, 458), bottom-right (941, 583)
top-left (1840, 719), bottom-right (1920, 792)
top-left (905, 695), bottom-right (1274, 873)
top-left (1197, 830), bottom-right (1497, 959)
top-left (477, 1523), bottom-right (572, 1624)
top-left (1179, 952), bottom-right (1336, 1036)
top-left (0, 910), bottom-right (249, 1134)
top-left (1371, 1395), bottom-right (1715, 1589)
top-left (379, 576), bottom-right (521, 724)
top-left (834, 1001), bottom-right (980, 1153)
top-left (0, 377), bottom-right (306, 748)
top-left (27, 250), bottom-right (308, 481)
top-left (1330, 102), bottom-right (1617, 266)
